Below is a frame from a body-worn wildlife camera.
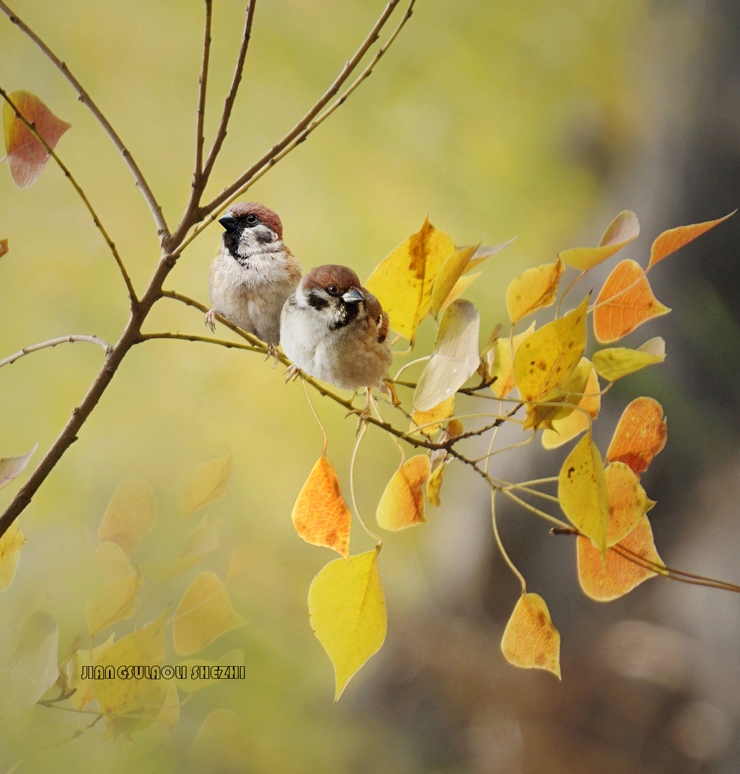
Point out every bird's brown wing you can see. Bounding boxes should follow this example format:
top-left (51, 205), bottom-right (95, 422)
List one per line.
top-left (364, 291), bottom-right (390, 344)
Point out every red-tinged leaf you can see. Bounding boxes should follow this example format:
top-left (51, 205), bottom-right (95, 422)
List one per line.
top-left (648, 212), bottom-right (735, 269)
top-left (577, 514), bottom-right (664, 601)
top-left (607, 397), bottom-right (667, 475)
top-left (292, 456), bottom-right (351, 558)
top-left (560, 210), bottom-right (640, 271)
top-left (593, 259), bottom-right (670, 344)
top-left (3, 91), bottom-right (71, 188)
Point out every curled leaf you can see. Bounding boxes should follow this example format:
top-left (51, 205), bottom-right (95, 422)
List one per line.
top-left (607, 397), bottom-right (667, 475)
top-left (487, 323), bottom-right (535, 399)
top-left (439, 271), bottom-right (481, 314)
top-left (578, 514), bottom-right (663, 601)
top-left (592, 337), bottom-right (665, 381)
top-left (506, 258), bottom-right (564, 324)
top-left (3, 90), bottom-right (71, 188)
top-left (426, 461), bottom-right (446, 507)
top-left (558, 432), bottom-right (609, 555)
top-left (414, 300), bottom-right (480, 411)
top-left (513, 296), bottom-right (588, 402)
top-left (182, 455), bottom-right (233, 515)
top-left (365, 216), bottom-right (456, 343)
top-left (376, 455), bottom-right (431, 531)
top-left (593, 259), bottom-right (670, 344)
top-left (541, 362), bottom-right (600, 449)
top-left (173, 571), bottom-right (246, 655)
top-left (648, 211), bottom-right (735, 269)
top-left (560, 210), bottom-right (640, 270)
top-left (0, 521), bottom-right (25, 592)
top-left (501, 593), bottom-right (561, 679)
top-left (431, 244), bottom-right (479, 316)
top-left (309, 548), bottom-right (386, 701)
top-left (0, 443), bottom-right (38, 491)
top-left (97, 477), bottom-right (157, 555)
top-left (465, 237), bottom-right (517, 271)
top-left (291, 456), bottom-right (351, 558)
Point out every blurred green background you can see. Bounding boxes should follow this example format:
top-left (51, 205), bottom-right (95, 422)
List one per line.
top-left (2, 0), bottom-right (740, 771)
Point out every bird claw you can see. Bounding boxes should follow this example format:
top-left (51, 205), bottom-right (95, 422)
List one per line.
top-left (284, 364), bottom-right (302, 383)
top-left (264, 344), bottom-right (280, 368)
top-left (345, 405), bottom-right (371, 434)
top-left (204, 308), bottom-right (217, 333)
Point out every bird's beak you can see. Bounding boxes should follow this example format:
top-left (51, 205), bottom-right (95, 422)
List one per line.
top-left (219, 215), bottom-right (239, 232)
top-left (342, 288), bottom-right (364, 303)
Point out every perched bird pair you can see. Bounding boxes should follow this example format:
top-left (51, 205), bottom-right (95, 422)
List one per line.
top-left (207, 202), bottom-right (392, 399)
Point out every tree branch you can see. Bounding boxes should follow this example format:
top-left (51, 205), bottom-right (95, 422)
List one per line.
top-left (194, 0), bottom-right (214, 182)
top-left (0, 1), bottom-right (169, 239)
top-left (0, 86), bottom-right (138, 306)
top-left (0, 335), bottom-right (111, 370)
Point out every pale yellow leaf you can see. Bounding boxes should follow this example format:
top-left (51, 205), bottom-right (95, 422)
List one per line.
top-left (560, 210), bottom-right (640, 270)
top-left (427, 462), bottom-right (446, 507)
top-left (309, 548), bottom-right (386, 701)
top-left (487, 323), bottom-right (535, 399)
top-left (140, 518), bottom-right (219, 583)
top-left (86, 542), bottom-right (143, 636)
top-left (376, 455), bottom-right (431, 531)
top-left (97, 477), bottom-right (157, 555)
top-left (464, 237), bottom-right (518, 271)
top-left (410, 395), bottom-right (455, 437)
top-left (65, 634), bottom-right (115, 710)
top-left (0, 443), bottom-right (37, 491)
top-left (182, 455), bottom-right (233, 516)
top-left (414, 300), bottom-right (480, 411)
top-left (175, 649), bottom-right (245, 693)
top-left (558, 432), bottom-right (610, 555)
top-left (501, 593), bottom-right (561, 679)
top-left (513, 296), bottom-right (589, 402)
top-left (592, 338), bottom-right (665, 381)
top-left (0, 521), bottom-right (25, 592)
top-left (190, 709), bottom-right (249, 773)
top-left (542, 361), bottom-right (600, 449)
top-left (365, 216), bottom-right (456, 343)
top-left (173, 571), bottom-right (246, 655)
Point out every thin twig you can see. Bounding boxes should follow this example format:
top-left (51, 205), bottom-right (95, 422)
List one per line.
top-left (0, 335), bottom-right (111, 370)
top-left (194, 0), bottom-right (214, 181)
top-left (0, 86), bottom-right (138, 304)
top-left (349, 422), bottom-right (382, 544)
top-left (202, 0), bottom-right (258, 181)
top-left (0, 1), bottom-right (169, 238)
top-left (491, 492), bottom-right (526, 592)
top-left (302, 379), bottom-right (328, 457)
top-left (139, 331), bottom-right (264, 354)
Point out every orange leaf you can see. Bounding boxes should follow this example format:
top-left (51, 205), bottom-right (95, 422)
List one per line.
top-left (605, 462), bottom-right (655, 546)
top-left (593, 259), bottom-right (670, 344)
top-left (560, 210), bottom-right (640, 271)
top-left (607, 397), bottom-right (666, 475)
top-left (501, 593), bottom-right (561, 678)
top-left (376, 455), bottom-right (431, 531)
top-left (648, 211), bottom-right (735, 269)
top-left (0, 240), bottom-right (7, 259)
top-left (577, 514), bottom-right (663, 601)
top-left (292, 456), bottom-right (351, 558)
top-left (3, 91), bottom-right (71, 188)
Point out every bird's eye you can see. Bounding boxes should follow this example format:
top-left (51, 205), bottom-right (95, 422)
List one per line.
top-left (245, 213), bottom-right (258, 224)
top-left (327, 285), bottom-right (339, 296)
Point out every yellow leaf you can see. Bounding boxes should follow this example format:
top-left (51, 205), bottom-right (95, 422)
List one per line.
top-left (190, 709), bottom-right (249, 773)
top-left (560, 210), bottom-right (640, 270)
top-left (578, 514), bottom-right (663, 601)
top-left (376, 455), bottom-right (431, 531)
top-left (542, 361), bottom-right (600, 449)
top-left (501, 593), bottom-right (561, 679)
top-left (605, 462), bottom-right (655, 547)
top-left (66, 634), bottom-right (115, 710)
top-left (132, 680), bottom-right (181, 748)
top-left (182, 455), bottom-right (233, 516)
top-left (173, 571), bottom-right (246, 655)
top-left (175, 649), bottom-right (245, 693)
top-left (410, 396), bottom-right (455, 437)
top-left (592, 338), bottom-right (665, 381)
top-left (513, 296), bottom-right (588, 402)
top-left (506, 258), bottom-right (565, 324)
top-left (365, 216), bottom-right (456, 343)
top-left (558, 432), bottom-right (609, 555)
top-left (93, 609), bottom-right (167, 715)
top-left (97, 477), bottom-right (157, 555)
top-left (523, 357), bottom-right (591, 431)
top-left (291, 456), bottom-right (351, 558)
top-left (0, 611), bottom-right (59, 719)
top-left (439, 271), bottom-right (481, 314)
top-left (0, 443), bottom-right (37, 491)
top-left (465, 236), bottom-right (517, 271)
top-left (226, 542), bottom-right (251, 581)
top-left (0, 521), bottom-right (25, 592)
top-left (446, 418), bottom-right (464, 438)
top-left (140, 518), bottom-right (219, 582)
top-left (427, 462), bottom-right (446, 507)
top-left (431, 244), bottom-right (479, 316)
top-left (487, 323), bottom-right (535, 399)
top-left (414, 300), bottom-right (480, 411)
top-left (86, 542), bottom-right (143, 636)
top-left (309, 548), bottom-right (386, 701)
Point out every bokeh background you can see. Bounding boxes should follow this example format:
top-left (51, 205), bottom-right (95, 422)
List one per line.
top-left (1, 0), bottom-right (739, 771)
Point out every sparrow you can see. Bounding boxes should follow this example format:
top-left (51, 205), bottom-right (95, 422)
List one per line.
top-left (205, 202), bottom-right (302, 353)
top-left (280, 264), bottom-right (393, 415)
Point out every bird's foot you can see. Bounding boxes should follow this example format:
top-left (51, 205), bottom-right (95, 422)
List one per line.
top-left (284, 364), bottom-right (302, 383)
top-left (264, 344), bottom-right (280, 368)
top-left (345, 388), bottom-right (373, 433)
top-left (204, 308), bottom-right (218, 333)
